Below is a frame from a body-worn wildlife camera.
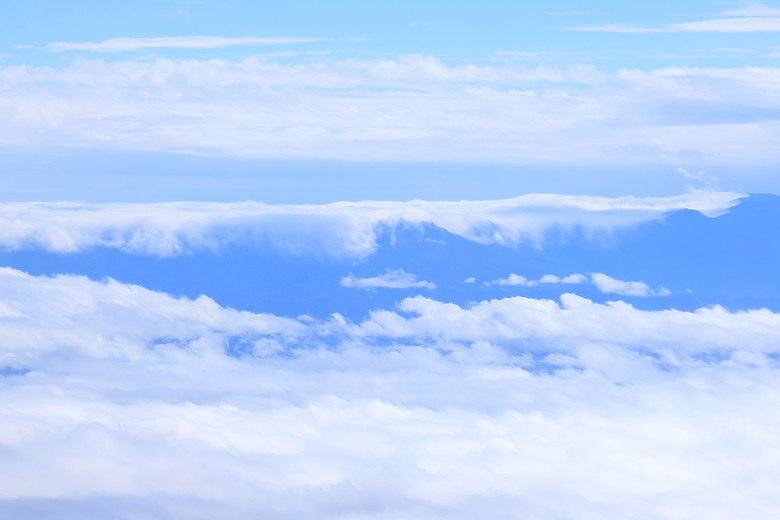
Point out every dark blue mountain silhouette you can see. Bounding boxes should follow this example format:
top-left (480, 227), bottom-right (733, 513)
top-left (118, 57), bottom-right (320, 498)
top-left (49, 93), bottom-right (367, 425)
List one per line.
top-left (1, 194), bottom-right (778, 319)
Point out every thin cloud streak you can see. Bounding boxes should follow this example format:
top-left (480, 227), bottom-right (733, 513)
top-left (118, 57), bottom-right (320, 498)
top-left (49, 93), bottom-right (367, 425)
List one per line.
top-left (570, 17), bottom-right (780, 33)
top-left (47, 36), bottom-right (334, 53)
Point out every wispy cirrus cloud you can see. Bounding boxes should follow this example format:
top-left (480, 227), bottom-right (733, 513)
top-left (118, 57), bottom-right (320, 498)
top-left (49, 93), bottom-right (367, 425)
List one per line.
top-left (722, 6), bottom-right (780, 17)
top-left (569, 5), bottom-right (780, 34)
top-left (46, 36), bottom-right (332, 53)
top-left (570, 17), bottom-right (780, 33)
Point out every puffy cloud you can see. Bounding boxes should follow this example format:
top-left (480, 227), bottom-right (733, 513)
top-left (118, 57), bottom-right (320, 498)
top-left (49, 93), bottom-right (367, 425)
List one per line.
top-left (489, 272), bottom-right (661, 296)
top-left (0, 267), bottom-right (302, 359)
top-left (46, 36), bottom-right (331, 53)
top-left (590, 273), bottom-right (670, 297)
top-left (1, 269), bottom-right (780, 517)
top-left (492, 273), bottom-right (529, 286)
top-left (350, 293), bottom-right (779, 353)
top-left (541, 273), bottom-right (588, 284)
top-left (340, 269), bottom-right (435, 289)
top-left (0, 192), bottom-right (740, 257)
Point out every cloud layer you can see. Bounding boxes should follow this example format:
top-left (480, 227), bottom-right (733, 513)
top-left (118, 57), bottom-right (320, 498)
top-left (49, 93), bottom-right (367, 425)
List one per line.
top-left (2, 52), bottom-right (780, 165)
top-left (1, 268), bottom-right (780, 518)
top-left (0, 192), bottom-right (741, 256)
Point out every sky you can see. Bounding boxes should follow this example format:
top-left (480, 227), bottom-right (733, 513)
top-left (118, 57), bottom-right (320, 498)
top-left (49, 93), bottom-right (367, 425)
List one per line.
top-left (2, 0), bottom-right (780, 201)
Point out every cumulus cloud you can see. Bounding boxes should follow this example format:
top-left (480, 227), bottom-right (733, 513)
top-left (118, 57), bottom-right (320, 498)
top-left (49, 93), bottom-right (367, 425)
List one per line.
top-left (340, 269), bottom-right (435, 289)
top-left (1, 268), bottom-right (780, 517)
top-left (0, 192), bottom-right (742, 256)
top-left (539, 273), bottom-right (588, 284)
top-left (590, 272), bottom-right (670, 297)
top-left (349, 293), bottom-right (779, 352)
top-left (489, 272), bottom-right (665, 296)
top-left (47, 36), bottom-right (330, 53)
top-left (492, 273), bottom-right (530, 286)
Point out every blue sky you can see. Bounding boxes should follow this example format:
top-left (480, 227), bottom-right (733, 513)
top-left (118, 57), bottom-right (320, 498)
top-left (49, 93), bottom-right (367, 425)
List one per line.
top-left (2, 0), bottom-right (780, 200)
top-left (6, 0), bottom-right (780, 67)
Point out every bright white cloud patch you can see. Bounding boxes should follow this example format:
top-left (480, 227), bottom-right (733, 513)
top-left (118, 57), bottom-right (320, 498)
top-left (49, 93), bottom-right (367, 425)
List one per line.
top-left (540, 273), bottom-right (588, 284)
top-left (493, 273), bottom-right (530, 286)
top-left (1, 268), bottom-right (780, 518)
top-left (492, 272), bottom-right (588, 286)
top-left (591, 272), bottom-right (670, 297)
top-left (340, 269), bottom-right (435, 289)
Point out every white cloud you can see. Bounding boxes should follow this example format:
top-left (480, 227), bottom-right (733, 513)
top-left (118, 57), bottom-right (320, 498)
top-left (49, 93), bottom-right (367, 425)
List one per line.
top-left (3, 55), bottom-right (780, 165)
top-left (570, 17), bottom-right (780, 33)
top-left (340, 269), bottom-right (435, 289)
top-left (0, 192), bottom-right (741, 256)
top-left (46, 36), bottom-right (330, 53)
top-left (570, 5), bottom-right (780, 34)
top-left (560, 273), bottom-right (589, 284)
top-left (722, 6), bottom-right (780, 17)
top-left (489, 272), bottom-right (662, 296)
top-left (533, 273), bottom-right (589, 284)
top-left (677, 167), bottom-right (719, 188)
top-left (590, 273), bottom-right (670, 297)
top-left (0, 269), bottom-right (780, 517)
top-left (350, 293), bottom-right (779, 352)
top-left (492, 273), bottom-right (529, 286)
top-left (491, 272), bottom-right (588, 287)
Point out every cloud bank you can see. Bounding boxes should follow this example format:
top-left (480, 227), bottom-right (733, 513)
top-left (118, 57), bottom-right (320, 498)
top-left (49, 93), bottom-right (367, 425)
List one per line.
top-left (1, 268), bottom-right (780, 518)
top-left (0, 192), bottom-right (742, 257)
top-left (2, 52), bottom-right (780, 165)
